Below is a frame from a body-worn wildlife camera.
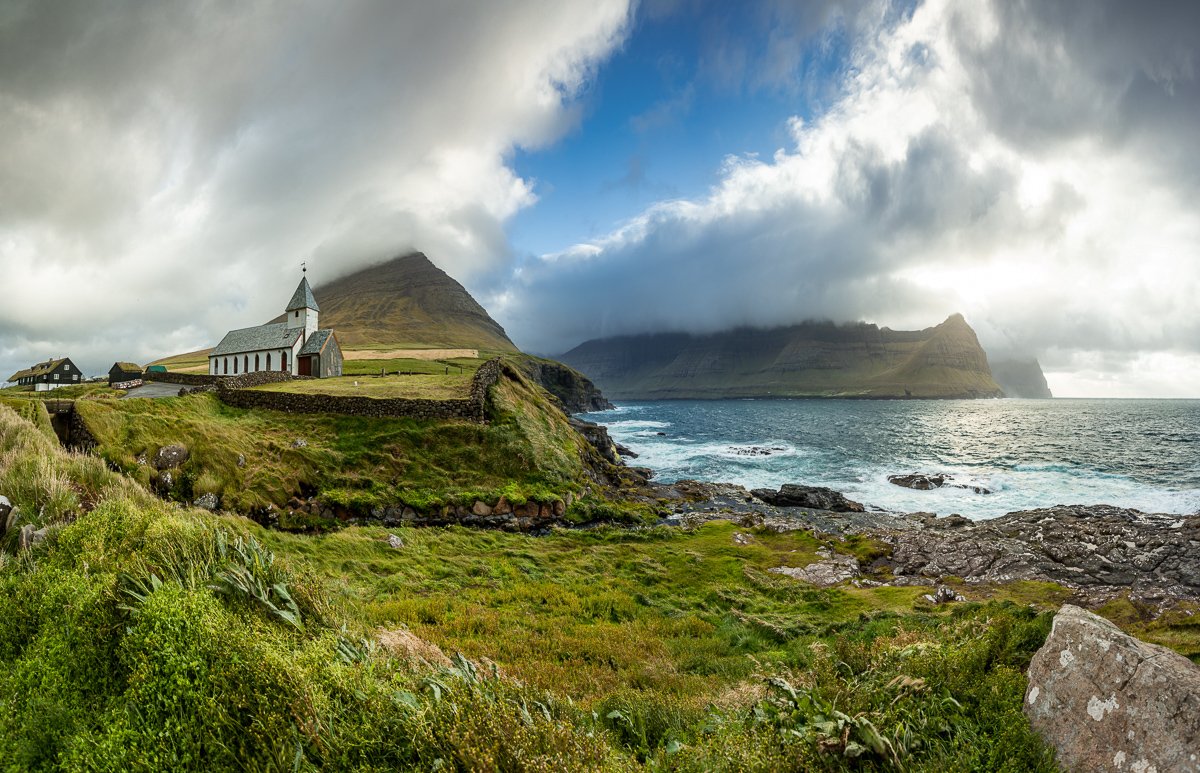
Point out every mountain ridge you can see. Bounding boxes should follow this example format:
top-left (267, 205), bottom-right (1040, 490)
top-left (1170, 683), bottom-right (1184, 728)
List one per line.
top-left (274, 252), bottom-right (518, 352)
top-left (559, 313), bottom-right (1007, 400)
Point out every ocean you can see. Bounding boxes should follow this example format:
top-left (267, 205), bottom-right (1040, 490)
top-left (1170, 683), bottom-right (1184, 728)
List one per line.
top-left (587, 399), bottom-right (1200, 519)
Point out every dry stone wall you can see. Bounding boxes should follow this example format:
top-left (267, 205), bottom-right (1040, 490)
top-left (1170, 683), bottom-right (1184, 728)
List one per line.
top-left (145, 371), bottom-right (220, 386)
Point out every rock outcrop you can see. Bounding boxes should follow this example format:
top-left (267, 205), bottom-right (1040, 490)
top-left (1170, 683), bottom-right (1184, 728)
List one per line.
top-left (514, 356), bottom-right (614, 413)
top-left (883, 506), bottom-right (1200, 604)
top-left (568, 417), bottom-right (621, 465)
top-left (559, 313), bottom-right (1005, 400)
top-left (768, 549), bottom-right (860, 586)
top-left (888, 473), bottom-right (991, 494)
top-left (1025, 604), bottom-right (1200, 772)
top-left (751, 484), bottom-right (866, 513)
top-left (660, 485), bottom-right (1200, 605)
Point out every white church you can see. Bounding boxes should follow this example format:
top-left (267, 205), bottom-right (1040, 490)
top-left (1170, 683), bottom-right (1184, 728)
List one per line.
top-left (209, 274), bottom-right (343, 378)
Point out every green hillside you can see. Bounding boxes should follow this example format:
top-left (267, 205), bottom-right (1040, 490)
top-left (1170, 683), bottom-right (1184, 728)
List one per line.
top-left (560, 314), bottom-right (1005, 400)
top-left (308, 252), bottom-right (517, 352)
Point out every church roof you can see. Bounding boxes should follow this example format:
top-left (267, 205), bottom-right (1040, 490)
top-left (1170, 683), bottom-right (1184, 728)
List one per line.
top-left (286, 276), bottom-right (319, 312)
top-left (299, 329), bottom-right (335, 356)
top-left (211, 323), bottom-right (302, 356)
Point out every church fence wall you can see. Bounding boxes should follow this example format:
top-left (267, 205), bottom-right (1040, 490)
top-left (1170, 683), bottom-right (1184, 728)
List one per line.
top-left (144, 372), bottom-right (221, 386)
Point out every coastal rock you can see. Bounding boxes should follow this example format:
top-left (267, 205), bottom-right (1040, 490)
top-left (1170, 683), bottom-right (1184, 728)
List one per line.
top-left (387, 533), bottom-right (404, 549)
top-left (614, 442), bottom-right (639, 458)
top-left (769, 550), bottom-right (859, 586)
top-left (888, 473), bottom-right (991, 495)
top-left (0, 495), bottom-right (11, 533)
top-left (731, 445), bottom-right (785, 457)
top-left (153, 444), bottom-right (189, 470)
top-left (885, 505), bottom-right (1200, 604)
top-left (568, 416), bottom-right (621, 464)
top-left (751, 484), bottom-right (866, 513)
top-left (1025, 604), bottom-right (1200, 772)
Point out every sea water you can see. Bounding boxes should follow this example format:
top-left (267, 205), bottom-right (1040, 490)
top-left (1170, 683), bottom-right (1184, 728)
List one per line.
top-left (587, 399), bottom-right (1200, 519)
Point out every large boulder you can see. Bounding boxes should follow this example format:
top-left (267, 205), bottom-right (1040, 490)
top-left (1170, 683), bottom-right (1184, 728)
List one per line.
top-left (1025, 604), bottom-right (1200, 772)
top-left (768, 549), bottom-right (860, 586)
top-left (751, 484), bottom-right (865, 513)
top-left (153, 444), bottom-right (190, 470)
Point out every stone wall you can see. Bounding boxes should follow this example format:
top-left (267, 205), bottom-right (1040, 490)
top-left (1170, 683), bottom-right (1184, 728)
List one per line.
top-left (221, 370), bottom-right (298, 390)
top-left (214, 357), bottom-right (506, 423)
top-left (145, 371), bottom-right (220, 386)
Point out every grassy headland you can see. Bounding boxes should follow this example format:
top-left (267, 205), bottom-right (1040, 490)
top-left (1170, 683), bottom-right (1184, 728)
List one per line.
top-left (75, 368), bottom-right (598, 520)
top-left (4, 364), bottom-right (1197, 770)
top-left (0, 399), bottom-right (1066, 770)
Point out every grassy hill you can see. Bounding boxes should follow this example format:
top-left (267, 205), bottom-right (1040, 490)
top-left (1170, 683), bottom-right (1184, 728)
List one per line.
top-left (305, 252), bottom-right (517, 352)
top-left (75, 365), bottom-right (604, 520)
top-left (560, 314), bottom-right (1005, 400)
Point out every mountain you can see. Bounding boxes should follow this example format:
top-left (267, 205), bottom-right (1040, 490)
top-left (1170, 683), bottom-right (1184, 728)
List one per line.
top-left (284, 252), bottom-right (517, 352)
top-left (990, 358), bottom-right (1053, 398)
top-left (558, 314), bottom-right (1005, 400)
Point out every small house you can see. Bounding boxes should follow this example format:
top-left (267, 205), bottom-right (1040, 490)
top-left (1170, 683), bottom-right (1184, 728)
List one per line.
top-left (6, 358), bottom-right (82, 391)
top-left (108, 362), bottom-right (144, 386)
top-left (209, 273), bottom-right (343, 379)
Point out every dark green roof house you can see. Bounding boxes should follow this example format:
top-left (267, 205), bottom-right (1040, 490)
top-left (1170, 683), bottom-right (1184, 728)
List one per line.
top-left (7, 358), bottom-right (82, 391)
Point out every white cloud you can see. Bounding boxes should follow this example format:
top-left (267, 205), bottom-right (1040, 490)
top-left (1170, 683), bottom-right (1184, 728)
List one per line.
top-left (498, 0), bottom-right (1200, 397)
top-left (0, 0), bottom-right (631, 377)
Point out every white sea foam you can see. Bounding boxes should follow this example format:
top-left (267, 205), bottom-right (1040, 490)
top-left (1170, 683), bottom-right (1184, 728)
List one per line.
top-left (592, 400), bottom-right (1200, 519)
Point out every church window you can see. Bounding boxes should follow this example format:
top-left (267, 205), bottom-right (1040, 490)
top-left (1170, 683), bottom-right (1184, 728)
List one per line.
top-left (224, 358), bottom-right (228, 375)
top-left (243, 355), bottom-right (249, 373)
top-left (281, 351), bottom-right (288, 371)
top-left (255, 354), bottom-right (260, 371)
top-left (234, 357), bottom-right (238, 374)
top-left (266, 353), bottom-right (272, 370)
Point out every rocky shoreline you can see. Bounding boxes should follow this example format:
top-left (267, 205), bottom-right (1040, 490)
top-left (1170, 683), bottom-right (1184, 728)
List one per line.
top-left (648, 478), bottom-right (1200, 608)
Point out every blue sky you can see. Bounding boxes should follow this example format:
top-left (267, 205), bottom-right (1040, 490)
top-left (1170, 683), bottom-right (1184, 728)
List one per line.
top-left (509, 3), bottom-right (859, 256)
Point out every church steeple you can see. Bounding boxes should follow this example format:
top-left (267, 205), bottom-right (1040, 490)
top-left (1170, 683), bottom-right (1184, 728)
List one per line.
top-left (285, 272), bottom-right (319, 338)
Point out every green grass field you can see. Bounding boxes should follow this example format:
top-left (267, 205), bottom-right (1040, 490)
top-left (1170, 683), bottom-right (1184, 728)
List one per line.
top-left (250, 373), bottom-right (473, 400)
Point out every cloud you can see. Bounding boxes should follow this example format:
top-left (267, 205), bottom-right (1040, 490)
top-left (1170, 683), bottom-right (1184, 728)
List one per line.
top-left (0, 0), bottom-right (631, 377)
top-left (497, 0), bottom-right (1200, 396)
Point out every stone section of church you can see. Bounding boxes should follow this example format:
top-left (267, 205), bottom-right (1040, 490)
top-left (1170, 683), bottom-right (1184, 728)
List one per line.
top-left (209, 275), bottom-right (343, 379)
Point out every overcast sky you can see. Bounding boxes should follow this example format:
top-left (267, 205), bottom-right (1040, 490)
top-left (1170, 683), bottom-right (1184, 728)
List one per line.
top-left (2, 0), bottom-right (1198, 397)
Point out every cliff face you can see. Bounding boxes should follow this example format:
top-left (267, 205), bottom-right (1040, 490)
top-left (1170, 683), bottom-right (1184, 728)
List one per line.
top-left (559, 314), bottom-right (1005, 400)
top-left (511, 356), bottom-right (614, 413)
top-left (990, 358), bottom-right (1053, 398)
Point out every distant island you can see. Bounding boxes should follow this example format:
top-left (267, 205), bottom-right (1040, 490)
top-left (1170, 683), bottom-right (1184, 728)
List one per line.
top-left (560, 313), bottom-right (1048, 400)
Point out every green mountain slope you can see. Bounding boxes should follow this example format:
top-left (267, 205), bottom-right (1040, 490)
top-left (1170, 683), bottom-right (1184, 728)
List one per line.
top-left (308, 252), bottom-right (517, 352)
top-left (559, 313), bottom-right (1005, 399)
